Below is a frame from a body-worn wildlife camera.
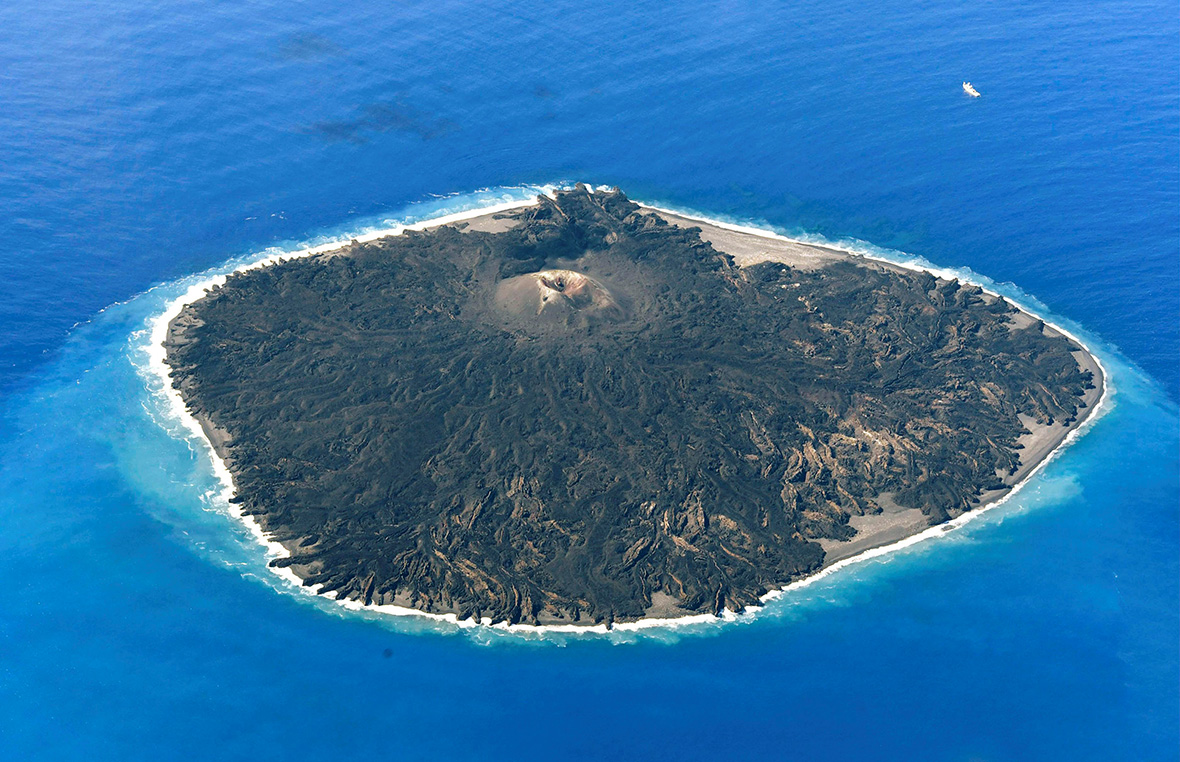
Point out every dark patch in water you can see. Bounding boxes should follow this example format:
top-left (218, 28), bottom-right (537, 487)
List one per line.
top-left (306, 100), bottom-right (457, 144)
top-left (276, 33), bottom-right (344, 61)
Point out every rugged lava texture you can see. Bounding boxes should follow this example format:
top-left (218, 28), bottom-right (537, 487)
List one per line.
top-left (165, 188), bottom-right (1094, 625)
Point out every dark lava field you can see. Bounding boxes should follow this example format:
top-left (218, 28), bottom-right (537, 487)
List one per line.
top-left (165, 189), bottom-right (1094, 625)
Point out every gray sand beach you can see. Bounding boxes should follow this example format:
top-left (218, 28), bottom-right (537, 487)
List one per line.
top-left (653, 208), bottom-right (1106, 570)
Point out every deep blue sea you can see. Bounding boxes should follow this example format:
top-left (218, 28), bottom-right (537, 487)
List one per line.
top-left (1, 1), bottom-right (1176, 759)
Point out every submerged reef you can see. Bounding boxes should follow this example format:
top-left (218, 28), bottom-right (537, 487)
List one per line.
top-left (165, 188), bottom-right (1095, 625)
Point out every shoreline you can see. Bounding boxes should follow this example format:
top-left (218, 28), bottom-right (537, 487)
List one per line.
top-left (146, 186), bottom-right (1111, 636)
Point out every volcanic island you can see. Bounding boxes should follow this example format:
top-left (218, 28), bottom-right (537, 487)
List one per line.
top-left (163, 187), bottom-right (1103, 626)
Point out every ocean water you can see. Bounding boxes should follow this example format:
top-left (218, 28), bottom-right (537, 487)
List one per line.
top-left (0, 0), bottom-right (1176, 759)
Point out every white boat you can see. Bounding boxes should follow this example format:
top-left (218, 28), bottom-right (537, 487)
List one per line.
top-left (963, 81), bottom-right (981, 97)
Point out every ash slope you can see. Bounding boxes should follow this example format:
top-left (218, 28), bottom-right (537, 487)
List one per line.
top-left (165, 189), bottom-right (1095, 626)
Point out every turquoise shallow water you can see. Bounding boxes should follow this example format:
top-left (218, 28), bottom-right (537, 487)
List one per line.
top-left (0, 0), bottom-right (1176, 759)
